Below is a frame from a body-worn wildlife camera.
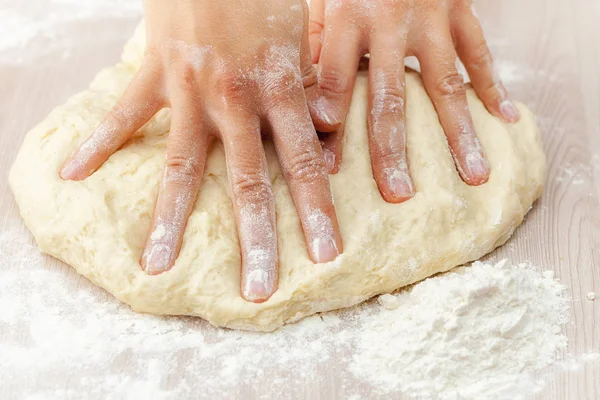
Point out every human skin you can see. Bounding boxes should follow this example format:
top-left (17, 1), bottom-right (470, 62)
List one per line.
top-left (60, 0), bottom-right (343, 303)
top-left (308, 0), bottom-right (519, 201)
top-left (59, 0), bottom-right (518, 303)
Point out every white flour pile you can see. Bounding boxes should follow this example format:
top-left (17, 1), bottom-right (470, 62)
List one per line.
top-left (352, 260), bottom-right (570, 399)
top-left (1, 220), bottom-right (586, 399)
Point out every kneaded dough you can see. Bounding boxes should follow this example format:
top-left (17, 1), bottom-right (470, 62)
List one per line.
top-left (10, 24), bottom-right (545, 332)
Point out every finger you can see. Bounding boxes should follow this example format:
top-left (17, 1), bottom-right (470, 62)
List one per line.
top-left (301, 6), bottom-right (340, 133)
top-left (60, 65), bottom-right (163, 180)
top-left (315, 13), bottom-right (362, 130)
top-left (310, 18), bottom-right (362, 173)
top-left (141, 102), bottom-right (208, 276)
top-left (368, 33), bottom-right (415, 203)
top-left (451, 2), bottom-right (519, 123)
top-left (302, 0), bottom-right (342, 134)
top-left (221, 115), bottom-right (278, 303)
top-left (317, 55), bottom-right (371, 175)
top-left (416, 23), bottom-right (490, 186)
top-left (308, 0), bottom-right (325, 63)
top-left (268, 96), bottom-right (342, 264)
top-left (319, 131), bottom-right (343, 174)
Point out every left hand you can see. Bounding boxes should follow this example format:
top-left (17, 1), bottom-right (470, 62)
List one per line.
top-left (308, 0), bottom-right (520, 202)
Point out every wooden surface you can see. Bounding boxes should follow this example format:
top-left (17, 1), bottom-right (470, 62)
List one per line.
top-left (1, 0), bottom-right (599, 399)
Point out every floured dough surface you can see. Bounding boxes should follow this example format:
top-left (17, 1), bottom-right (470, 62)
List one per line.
top-left (10, 25), bottom-right (545, 331)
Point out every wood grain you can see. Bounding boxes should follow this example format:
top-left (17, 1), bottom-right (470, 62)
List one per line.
top-left (0, 0), bottom-right (599, 399)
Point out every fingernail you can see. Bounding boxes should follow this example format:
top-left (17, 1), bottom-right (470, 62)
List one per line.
top-left (499, 100), bottom-right (520, 123)
top-left (143, 243), bottom-right (172, 275)
top-left (243, 269), bottom-right (271, 302)
top-left (60, 158), bottom-right (80, 180)
top-left (387, 169), bottom-right (415, 201)
top-left (312, 237), bottom-right (339, 263)
top-left (313, 97), bottom-right (341, 126)
top-left (465, 152), bottom-right (490, 183)
top-left (323, 148), bottom-right (336, 173)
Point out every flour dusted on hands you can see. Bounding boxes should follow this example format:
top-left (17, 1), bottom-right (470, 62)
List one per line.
top-left (351, 260), bottom-right (570, 399)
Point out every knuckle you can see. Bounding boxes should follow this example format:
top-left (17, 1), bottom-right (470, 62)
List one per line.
top-left (432, 71), bottom-right (465, 99)
top-left (470, 41), bottom-right (494, 71)
top-left (215, 70), bottom-right (247, 103)
top-left (169, 64), bottom-right (199, 95)
top-left (301, 65), bottom-right (318, 89)
top-left (263, 72), bottom-right (302, 102)
top-left (453, 0), bottom-right (472, 11)
top-left (308, 18), bottom-right (324, 35)
top-left (285, 149), bottom-right (326, 184)
top-left (232, 172), bottom-right (274, 203)
top-left (108, 102), bottom-right (129, 126)
top-left (165, 155), bottom-right (201, 184)
top-left (372, 86), bottom-right (406, 116)
top-left (421, 0), bottom-right (444, 13)
top-left (176, 63), bottom-right (198, 88)
top-left (481, 81), bottom-right (505, 102)
top-left (318, 68), bottom-right (351, 97)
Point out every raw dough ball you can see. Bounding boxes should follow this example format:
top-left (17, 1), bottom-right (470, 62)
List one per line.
top-left (10, 24), bottom-right (545, 331)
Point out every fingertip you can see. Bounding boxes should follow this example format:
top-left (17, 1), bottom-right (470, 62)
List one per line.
top-left (242, 268), bottom-right (276, 303)
top-left (310, 96), bottom-right (343, 131)
top-left (141, 242), bottom-right (173, 275)
top-left (460, 152), bottom-right (490, 186)
top-left (311, 236), bottom-right (340, 264)
top-left (59, 161), bottom-right (76, 181)
top-left (462, 171), bottom-right (490, 186)
top-left (461, 173), bottom-right (490, 186)
top-left (59, 157), bottom-right (88, 181)
top-left (380, 168), bottom-right (415, 204)
top-left (303, 207), bottom-right (342, 264)
top-left (323, 148), bottom-right (337, 174)
top-left (319, 130), bottom-right (343, 174)
top-left (498, 99), bottom-right (520, 124)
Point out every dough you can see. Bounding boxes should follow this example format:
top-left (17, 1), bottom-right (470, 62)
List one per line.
top-left (10, 24), bottom-right (545, 332)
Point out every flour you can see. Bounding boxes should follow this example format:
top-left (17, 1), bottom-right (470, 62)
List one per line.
top-left (555, 161), bottom-right (590, 186)
top-left (350, 260), bottom-right (570, 399)
top-left (0, 220), bottom-right (583, 399)
top-left (0, 2), bottom-right (593, 398)
top-left (0, 0), bottom-right (142, 64)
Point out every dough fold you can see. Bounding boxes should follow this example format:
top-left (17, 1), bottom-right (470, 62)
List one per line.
top-left (10, 24), bottom-right (545, 331)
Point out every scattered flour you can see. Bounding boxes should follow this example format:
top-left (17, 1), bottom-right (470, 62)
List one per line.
top-left (555, 161), bottom-right (590, 186)
top-left (0, 2), bottom-right (595, 399)
top-left (0, 0), bottom-right (142, 64)
top-left (0, 220), bottom-right (581, 399)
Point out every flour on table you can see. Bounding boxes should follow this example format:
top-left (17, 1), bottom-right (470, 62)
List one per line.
top-left (0, 0), bottom-right (142, 64)
top-left (351, 260), bottom-right (570, 399)
top-left (0, 223), bottom-right (581, 399)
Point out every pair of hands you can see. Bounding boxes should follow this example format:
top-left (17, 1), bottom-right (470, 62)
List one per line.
top-left (60, 0), bottom-right (518, 303)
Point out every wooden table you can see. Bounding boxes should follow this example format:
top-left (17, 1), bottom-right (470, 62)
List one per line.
top-left (0, 0), bottom-right (598, 399)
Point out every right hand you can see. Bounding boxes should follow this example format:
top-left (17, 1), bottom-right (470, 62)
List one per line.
top-left (59, 0), bottom-right (343, 303)
top-left (308, 0), bottom-right (520, 201)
